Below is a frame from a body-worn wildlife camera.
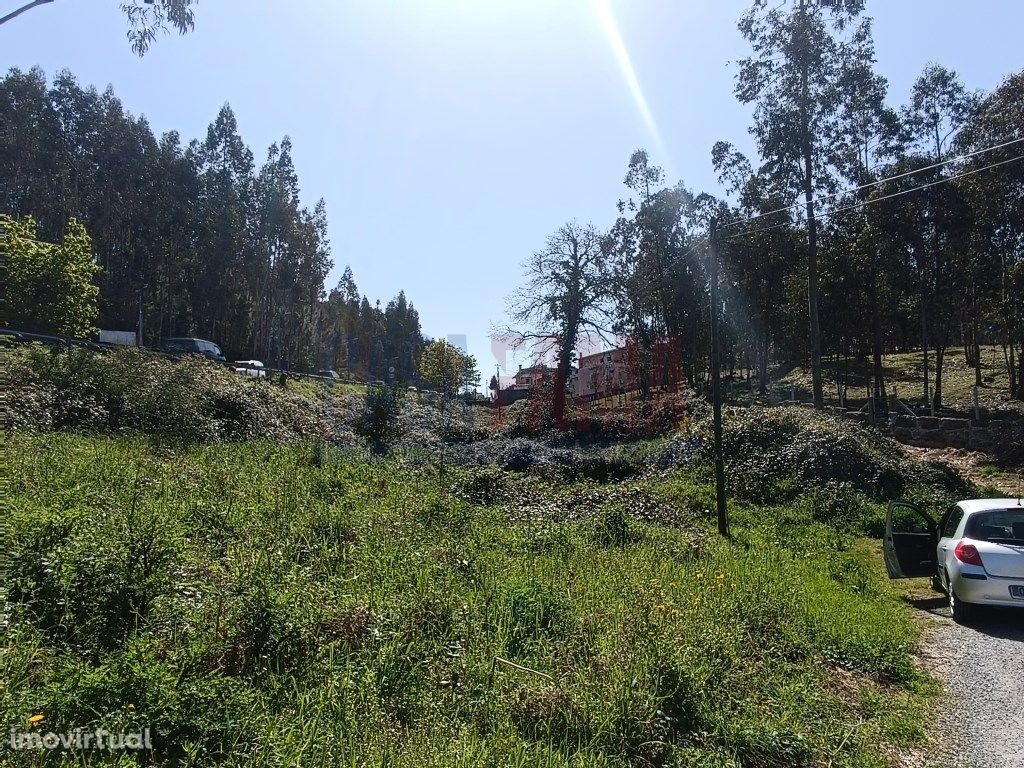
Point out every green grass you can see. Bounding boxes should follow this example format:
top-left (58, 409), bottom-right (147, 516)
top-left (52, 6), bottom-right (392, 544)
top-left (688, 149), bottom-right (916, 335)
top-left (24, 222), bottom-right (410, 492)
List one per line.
top-left (285, 376), bottom-right (366, 400)
top-left (0, 432), bottom-right (941, 767)
top-left (740, 345), bottom-right (1021, 414)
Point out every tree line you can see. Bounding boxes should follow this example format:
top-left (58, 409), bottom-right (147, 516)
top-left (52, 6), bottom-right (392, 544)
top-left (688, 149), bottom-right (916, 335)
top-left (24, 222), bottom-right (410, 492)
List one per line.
top-left (0, 67), bottom-right (431, 380)
top-left (511, 2), bottom-right (1023, 424)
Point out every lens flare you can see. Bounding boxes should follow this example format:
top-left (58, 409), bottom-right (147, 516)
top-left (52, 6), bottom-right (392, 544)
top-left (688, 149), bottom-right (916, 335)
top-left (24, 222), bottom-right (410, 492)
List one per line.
top-left (592, 0), bottom-right (669, 165)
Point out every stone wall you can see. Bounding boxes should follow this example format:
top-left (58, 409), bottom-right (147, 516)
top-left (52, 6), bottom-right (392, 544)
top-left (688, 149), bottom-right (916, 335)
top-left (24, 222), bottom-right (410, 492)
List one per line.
top-left (888, 414), bottom-right (1023, 463)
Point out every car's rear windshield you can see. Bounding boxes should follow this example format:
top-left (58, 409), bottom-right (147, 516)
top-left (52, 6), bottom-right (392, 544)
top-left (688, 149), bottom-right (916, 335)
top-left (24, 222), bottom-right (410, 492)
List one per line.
top-left (966, 510), bottom-right (1024, 543)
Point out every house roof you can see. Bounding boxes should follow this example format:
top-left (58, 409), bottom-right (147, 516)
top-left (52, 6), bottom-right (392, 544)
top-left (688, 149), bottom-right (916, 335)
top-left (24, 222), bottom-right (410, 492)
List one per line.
top-left (579, 348), bottom-right (626, 365)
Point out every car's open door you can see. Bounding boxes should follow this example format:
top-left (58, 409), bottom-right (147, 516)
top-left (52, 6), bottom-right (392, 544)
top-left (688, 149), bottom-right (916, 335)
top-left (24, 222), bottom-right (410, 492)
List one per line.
top-left (883, 501), bottom-right (937, 579)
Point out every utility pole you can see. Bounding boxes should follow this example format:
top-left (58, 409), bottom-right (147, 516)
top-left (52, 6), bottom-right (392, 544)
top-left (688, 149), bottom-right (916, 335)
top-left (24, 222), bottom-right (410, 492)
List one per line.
top-left (709, 219), bottom-right (729, 538)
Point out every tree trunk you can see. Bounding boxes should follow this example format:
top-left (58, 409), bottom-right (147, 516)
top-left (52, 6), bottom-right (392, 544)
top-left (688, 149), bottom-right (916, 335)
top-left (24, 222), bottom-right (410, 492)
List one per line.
top-left (1009, 338), bottom-right (1020, 400)
top-left (758, 337), bottom-right (769, 394)
top-left (869, 260), bottom-right (886, 406)
top-left (552, 336), bottom-right (575, 430)
top-left (800, 45), bottom-right (824, 410)
top-left (933, 318), bottom-right (951, 412)
top-left (921, 283), bottom-right (930, 409)
top-left (972, 315), bottom-right (982, 389)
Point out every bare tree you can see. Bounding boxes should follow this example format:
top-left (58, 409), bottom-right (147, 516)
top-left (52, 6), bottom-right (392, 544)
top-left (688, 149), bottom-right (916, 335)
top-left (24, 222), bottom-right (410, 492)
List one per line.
top-left (503, 221), bottom-right (613, 427)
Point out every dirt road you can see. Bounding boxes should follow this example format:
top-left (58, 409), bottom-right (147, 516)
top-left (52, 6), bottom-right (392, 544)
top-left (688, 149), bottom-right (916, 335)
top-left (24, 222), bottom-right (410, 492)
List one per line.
top-left (917, 600), bottom-right (1024, 768)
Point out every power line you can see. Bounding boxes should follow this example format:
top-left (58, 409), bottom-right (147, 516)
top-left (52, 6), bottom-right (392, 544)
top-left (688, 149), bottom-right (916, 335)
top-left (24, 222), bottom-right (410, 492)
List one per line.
top-left (725, 151), bottom-right (1024, 242)
top-left (719, 135), bottom-right (1024, 230)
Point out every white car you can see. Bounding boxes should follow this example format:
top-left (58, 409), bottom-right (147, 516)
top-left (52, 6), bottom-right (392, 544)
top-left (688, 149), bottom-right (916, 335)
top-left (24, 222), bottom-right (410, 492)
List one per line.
top-left (884, 498), bottom-right (1024, 623)
top-left (234, 360), bottom-right (267, 378)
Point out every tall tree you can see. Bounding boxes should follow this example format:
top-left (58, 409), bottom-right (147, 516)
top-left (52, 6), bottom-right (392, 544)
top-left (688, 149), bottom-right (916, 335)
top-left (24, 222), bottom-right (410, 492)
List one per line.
top-left (507, 221), bottom-right (612, 426)
top-left (712, 143), bottom-right (802, 393)
top-left (193, 104), bottom-right (256, 357)
top-left (902, 64), bottom-right (980, 409)
top-left (606, 151), bottom-right (705, 394)
top-left (956, 71), bottom-right (1024, 400)
top-left (0, 68), bottom-right (416, 372)
top-left (1, 213), bottom-right (99, 336)
top-left (733, 0), bottom-right (872, 408)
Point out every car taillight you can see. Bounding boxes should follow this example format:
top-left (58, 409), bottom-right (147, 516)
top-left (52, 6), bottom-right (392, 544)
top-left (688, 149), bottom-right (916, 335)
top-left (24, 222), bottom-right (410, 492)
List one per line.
top-left (954, 540), bottom-right (984, 567)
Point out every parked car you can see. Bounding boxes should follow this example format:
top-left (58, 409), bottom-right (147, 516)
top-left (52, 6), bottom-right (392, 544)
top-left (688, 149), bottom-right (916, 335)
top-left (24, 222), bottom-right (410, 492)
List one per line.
top-left (161, 337), bottom-right (226, 362)
top-left (317, 369), bottom-right (342, 381)
top-left (884, 498), bottom-right (1024, 623)
top-left (234, 360), bottom-right (267, 378)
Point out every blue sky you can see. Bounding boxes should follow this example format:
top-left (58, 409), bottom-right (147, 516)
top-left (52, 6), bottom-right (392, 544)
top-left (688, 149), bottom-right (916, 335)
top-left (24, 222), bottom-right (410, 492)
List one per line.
top-left (3, 0), bottom-right (1022, 381)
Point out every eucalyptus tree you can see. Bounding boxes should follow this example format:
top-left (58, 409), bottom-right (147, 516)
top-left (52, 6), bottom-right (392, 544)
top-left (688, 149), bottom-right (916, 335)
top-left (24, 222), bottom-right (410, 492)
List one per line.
top-left (0, 68), bottom-right (403, 369)
top-left (902, 64), bottom-right (981, 409)
top-left (192, 104), bottom-right (257, 356)
top-left (0, 0), bottom-right (198, 56)
top-left (383, 290), bottom-right (424, 381)
top-left (0, 67), bottom-right (65, 233)
top-left (956, 71), bottom-right (1024, 399)
top-left (713, 142), bottom-right (802, 393)
top-left (828, 44), bottom-right (902, 402)
top-left (606, 151), bottom-right (704, 393)
top-left (731, 0), bottom-right (876, 408)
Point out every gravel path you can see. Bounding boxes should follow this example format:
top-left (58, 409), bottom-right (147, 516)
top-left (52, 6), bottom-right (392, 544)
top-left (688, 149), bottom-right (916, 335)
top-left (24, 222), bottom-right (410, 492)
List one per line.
top-left (917, 602), bottom-right (1024, 768)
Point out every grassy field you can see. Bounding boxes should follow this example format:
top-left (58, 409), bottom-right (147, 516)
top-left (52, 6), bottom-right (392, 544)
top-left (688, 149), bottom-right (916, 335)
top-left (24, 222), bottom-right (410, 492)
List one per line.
top-left (740, 346), bottom-right (1021, 415)
top-left (1, 431), bottom-right (949, 768)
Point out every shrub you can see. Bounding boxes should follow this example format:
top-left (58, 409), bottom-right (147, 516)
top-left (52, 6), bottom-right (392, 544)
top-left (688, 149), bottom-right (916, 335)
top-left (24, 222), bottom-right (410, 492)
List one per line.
top-left (703, 408), bottom-right (918, 502)
top-left (800, 481), bottom-right (884, 536)
top-left (647, 433), bottom-right (702, 469)
top-left (353, 384), bottom-right (405, 452)
top-left (594, 505), bottom-right (632, 547)
top-left (499, 398), bottom-right (556, 438)
top-left (450, 467), bottom-right (510, 505)
top-left (2, 346), bottom-right (325, 442)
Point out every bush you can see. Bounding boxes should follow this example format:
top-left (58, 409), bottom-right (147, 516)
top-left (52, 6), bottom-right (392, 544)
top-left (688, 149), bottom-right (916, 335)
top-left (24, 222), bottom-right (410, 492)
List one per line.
top-left (498, 389), bottom-right (696, 440)
top-left (2, 346), bottom-right (325, 442)
top-left (450, 467), bottom-right (510, 505)
top-left (499, 398), bottom-right (556, 438)
top-left (799, 481), bottom-right (884, 536)
top-left (703, 408), bottom-right (918, 502)
top-left (353, 384), bottom-right (405, 452)
top-left (646, 433), bottom-right (702, 469)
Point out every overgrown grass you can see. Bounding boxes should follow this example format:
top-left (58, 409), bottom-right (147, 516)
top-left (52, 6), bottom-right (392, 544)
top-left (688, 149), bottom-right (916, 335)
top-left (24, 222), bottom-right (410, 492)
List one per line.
top-left (1, 432), bottom-right (938, 767)
top-left (767, 345), bottom-right (1021, 415)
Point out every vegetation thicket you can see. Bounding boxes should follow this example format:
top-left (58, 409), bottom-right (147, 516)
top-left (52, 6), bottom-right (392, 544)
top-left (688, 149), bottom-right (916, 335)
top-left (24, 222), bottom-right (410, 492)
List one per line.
top-left (2, 429), bottom-right (947, 768)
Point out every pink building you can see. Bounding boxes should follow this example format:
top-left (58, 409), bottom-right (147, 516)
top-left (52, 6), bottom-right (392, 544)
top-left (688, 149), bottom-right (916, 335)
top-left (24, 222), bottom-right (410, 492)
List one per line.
top-left (576, 348), bottom-right (634, 398)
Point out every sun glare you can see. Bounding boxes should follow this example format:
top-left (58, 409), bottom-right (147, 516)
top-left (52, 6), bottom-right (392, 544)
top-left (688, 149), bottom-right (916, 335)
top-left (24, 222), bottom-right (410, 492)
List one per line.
top-left (592, 0), bottom-right (669, 165)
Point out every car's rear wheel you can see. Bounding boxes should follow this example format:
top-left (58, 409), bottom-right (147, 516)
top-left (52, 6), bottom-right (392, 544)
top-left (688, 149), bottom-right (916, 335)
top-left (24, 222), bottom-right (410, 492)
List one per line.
top-left (948, 580), bottom-right (976, 624)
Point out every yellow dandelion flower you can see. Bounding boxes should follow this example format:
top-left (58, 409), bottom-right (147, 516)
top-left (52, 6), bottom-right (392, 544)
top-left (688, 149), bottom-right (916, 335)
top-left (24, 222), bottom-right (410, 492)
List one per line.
top-left (28, 714), bottom-right (45, 725)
